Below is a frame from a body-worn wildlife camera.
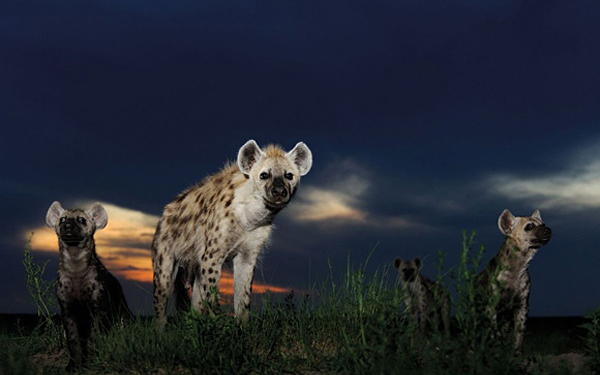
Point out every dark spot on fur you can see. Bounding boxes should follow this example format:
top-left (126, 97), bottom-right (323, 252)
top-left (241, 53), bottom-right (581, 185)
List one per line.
top-left (157, 254), bottom-right (163, 265)
top-left (208, 268), bottom-right (213, 274)
top-left (225, 199), bottom-right (232, 208)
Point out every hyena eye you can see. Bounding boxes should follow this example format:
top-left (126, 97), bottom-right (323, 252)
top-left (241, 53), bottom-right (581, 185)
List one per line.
top-left (77, 217), bottom-right (87, 225)
top-left (284, 172), bottom-right (294, 180)
top-left (260, 172), bottom-right (270, 180)
top-left (59, 217), bottom-right (66, 224)
top-left (524, 223), bottom-right (533, 231)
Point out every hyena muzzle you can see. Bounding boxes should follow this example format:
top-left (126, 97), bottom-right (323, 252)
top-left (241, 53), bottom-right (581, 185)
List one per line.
top-left (46, 201), bottom-right (132, 370)
top-left (394, 257), bottom-right (450, 335)
top-left (476, 209), bottom-right (551, 353)
top-left (152, 140), bottom-right (312, 331)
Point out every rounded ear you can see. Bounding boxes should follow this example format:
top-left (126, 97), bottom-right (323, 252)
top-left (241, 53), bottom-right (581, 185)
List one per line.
top-left (393, 257), bottom-right (402, 270)
top-left (531, 209), bottom-right (542, 222)
top-left (46, 201), bottom-right (65, 229)
top-left (413, 257), bottom-right (422, 269)
top-left (86, 203), bottom-right (108, 230)
top-left (498, 209), bottom-right (515, 235)
top-left (286, 142), bottom-right (312, 176)
top-left (237, 139), bottom-right (264, 175)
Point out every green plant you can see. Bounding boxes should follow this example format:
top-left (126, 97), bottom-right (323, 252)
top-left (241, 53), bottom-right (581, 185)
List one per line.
top-left (582, 306), bottom-right (600, 372)
top-left (22, 233), bottom-right (62, 348)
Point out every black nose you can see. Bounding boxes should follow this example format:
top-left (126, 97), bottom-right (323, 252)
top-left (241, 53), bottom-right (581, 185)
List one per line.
top-left (271, 186), bottom-right (288, 198)
top-left (544, 227), bottom-right (551, 235)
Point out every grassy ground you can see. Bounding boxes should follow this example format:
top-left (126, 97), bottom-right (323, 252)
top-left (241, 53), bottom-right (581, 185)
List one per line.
top-left (3, 232), bottom-right (598, 374)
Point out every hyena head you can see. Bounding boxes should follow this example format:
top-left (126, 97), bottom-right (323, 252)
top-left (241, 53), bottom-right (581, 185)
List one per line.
top-left (46, 201), bottom-right (108, 247)
top-left (394, 257), bottom-right (422, 284)
top-left (237, 140), bottom-right (312, 210)
top-left (498, 209), bottom-right (552, 251)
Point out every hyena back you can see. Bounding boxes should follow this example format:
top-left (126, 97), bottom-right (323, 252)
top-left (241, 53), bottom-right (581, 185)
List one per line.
top-left (476, 209), bottom-right (551, 352)
top-left (46, 201), bottom-right (131, 369)
top-left (152, 140), bottom-right (312, 330)
top-left (394, 257), bottom-right (450, 335)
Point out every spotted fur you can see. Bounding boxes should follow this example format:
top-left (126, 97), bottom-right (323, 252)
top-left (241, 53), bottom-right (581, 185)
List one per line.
top-left (476, 209), bottom-right (552, 352)
top-left (394, 257), bottom-right (450, 335)
top-left (46, 201), bottom-right (132, 370)
top-left (152, 140), bottom-right (312, 330)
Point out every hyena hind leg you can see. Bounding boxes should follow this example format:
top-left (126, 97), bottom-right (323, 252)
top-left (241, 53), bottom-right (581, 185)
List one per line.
top-left (153, 250), bottom-right (177, 331)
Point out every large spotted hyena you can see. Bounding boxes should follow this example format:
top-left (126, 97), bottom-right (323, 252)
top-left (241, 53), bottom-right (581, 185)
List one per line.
top-left (152, 140), bottom-right (312, 330)
top-left (476, 209), bottom-right (551, 352)
top-left (46, 201), bottom-right (132, 370)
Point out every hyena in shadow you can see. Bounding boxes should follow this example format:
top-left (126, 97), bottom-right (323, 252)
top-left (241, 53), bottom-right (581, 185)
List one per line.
top-left (46, 201), bottom-right (131, 370)
top-left (476, 209), bottom-right (551, 353)
top-left (152, 140), bottom-right (312, 331)
top-left (394, 257), bottom-right (450, 335)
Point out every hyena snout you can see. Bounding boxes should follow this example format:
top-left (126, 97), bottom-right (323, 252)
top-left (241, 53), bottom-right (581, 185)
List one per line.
top-left (534, 225), bottom-right (552, 245)
top-left (402, 268), bottom-right (417, 282)
top-left (266, 177), bottom-right (291, 205)
top-left (59, 218), bottom-right (86, 245)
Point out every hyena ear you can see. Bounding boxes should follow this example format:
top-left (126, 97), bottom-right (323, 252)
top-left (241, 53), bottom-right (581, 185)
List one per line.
top-left (498, 209), bottom-right (516, 235)
top-left (86, 203), bottom-right (108, 230)
top-left (413, 257), bottom-right (422, 270)
top-left (531, 210), bottom-right (542, 222)
top-left (46, 201), bottom-right (65, 229)
top-left (287, 142), bottom-right (312, 176)
top-left (393, 257), bottom-right (402, 270)
top-left (237, 139), bottom-right (264, 175)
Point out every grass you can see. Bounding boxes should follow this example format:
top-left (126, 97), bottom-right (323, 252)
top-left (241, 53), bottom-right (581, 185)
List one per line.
top-left (3, 232), bottom-right (596, 374)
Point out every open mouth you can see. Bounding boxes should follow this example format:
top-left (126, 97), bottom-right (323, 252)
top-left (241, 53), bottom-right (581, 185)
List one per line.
top-left (60, 235), bottom-right (84, 246)
top-left (263, 199), bottom-right (288, 210)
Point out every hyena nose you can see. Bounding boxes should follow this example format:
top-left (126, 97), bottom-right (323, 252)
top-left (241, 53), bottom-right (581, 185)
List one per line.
top-left (271, 186), bottom-right (288, 198)
top-left (543, 227), bottom-right (551, 235)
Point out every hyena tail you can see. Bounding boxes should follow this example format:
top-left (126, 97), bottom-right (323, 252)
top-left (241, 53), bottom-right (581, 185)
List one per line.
top-left (174, 266), bottom-right (192, 312)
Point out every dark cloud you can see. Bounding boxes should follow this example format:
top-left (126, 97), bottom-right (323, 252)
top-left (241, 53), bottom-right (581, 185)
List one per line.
top-left (2, 0), bottom-right (600, 316)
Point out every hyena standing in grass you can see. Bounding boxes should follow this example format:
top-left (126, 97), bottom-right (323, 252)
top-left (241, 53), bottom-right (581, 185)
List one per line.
top-left (394, 257), bottom-right (450, 335)
top-left (46, 201), bottom-right (132, 370)
top-left (152, 140), bottom-right (312, 330)
top-left (476, 209), bottom-right (552, 353)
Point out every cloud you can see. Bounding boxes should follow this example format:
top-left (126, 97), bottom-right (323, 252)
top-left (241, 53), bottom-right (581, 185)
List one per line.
top-left (486, 142), bottom-right (600, 211)
top-left (26, 201), bottom-right (290, 295)
top-left (289, 159), bottom-right (432, 230)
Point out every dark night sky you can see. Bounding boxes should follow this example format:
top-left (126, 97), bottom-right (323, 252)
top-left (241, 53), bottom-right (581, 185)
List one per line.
top-left (2, 0), bottom-right (600, 316)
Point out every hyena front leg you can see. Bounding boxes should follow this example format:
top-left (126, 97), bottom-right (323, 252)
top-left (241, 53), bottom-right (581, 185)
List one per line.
top-left (191, 259), bottom-right (223, 313)
top-left (153, 248), bottom-right (177, 332)
top-left (514, 297), bottom-right (529, 353)
top-left (62, 308), bottom-right (91, 370)
top-left (233, 250), bottom-right (261, 321)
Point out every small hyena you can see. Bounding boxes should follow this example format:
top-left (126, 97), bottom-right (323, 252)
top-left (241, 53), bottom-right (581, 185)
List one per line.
top-left (152, 140), bottom-right (312, 330)
top-left (476, 209), bottom-right (551, 352)
top-left (394, 257), bottom-right (450, 335)
top-left (46, 201), bottom-right (132, 369)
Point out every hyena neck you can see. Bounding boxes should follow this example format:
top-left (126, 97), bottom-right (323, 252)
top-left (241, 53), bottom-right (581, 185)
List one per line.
top-left (498, 237), bottom-right (536, 275)
top-left (59, 239), bottom-right (98, 278)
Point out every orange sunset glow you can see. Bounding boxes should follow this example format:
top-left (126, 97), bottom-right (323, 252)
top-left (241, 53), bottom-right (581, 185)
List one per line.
top-left (28, 201), bottom-right (290, 296)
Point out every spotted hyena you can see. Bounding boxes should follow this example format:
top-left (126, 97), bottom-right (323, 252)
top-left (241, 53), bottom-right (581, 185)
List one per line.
top-left (476, 209), bottom-right (551, 352)
top-left (394, 257), bottom-right (450, 335)
top-left (46, 201), bottom-right (132, 370)
top-left (152, 140), bottom-right (312, 330)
